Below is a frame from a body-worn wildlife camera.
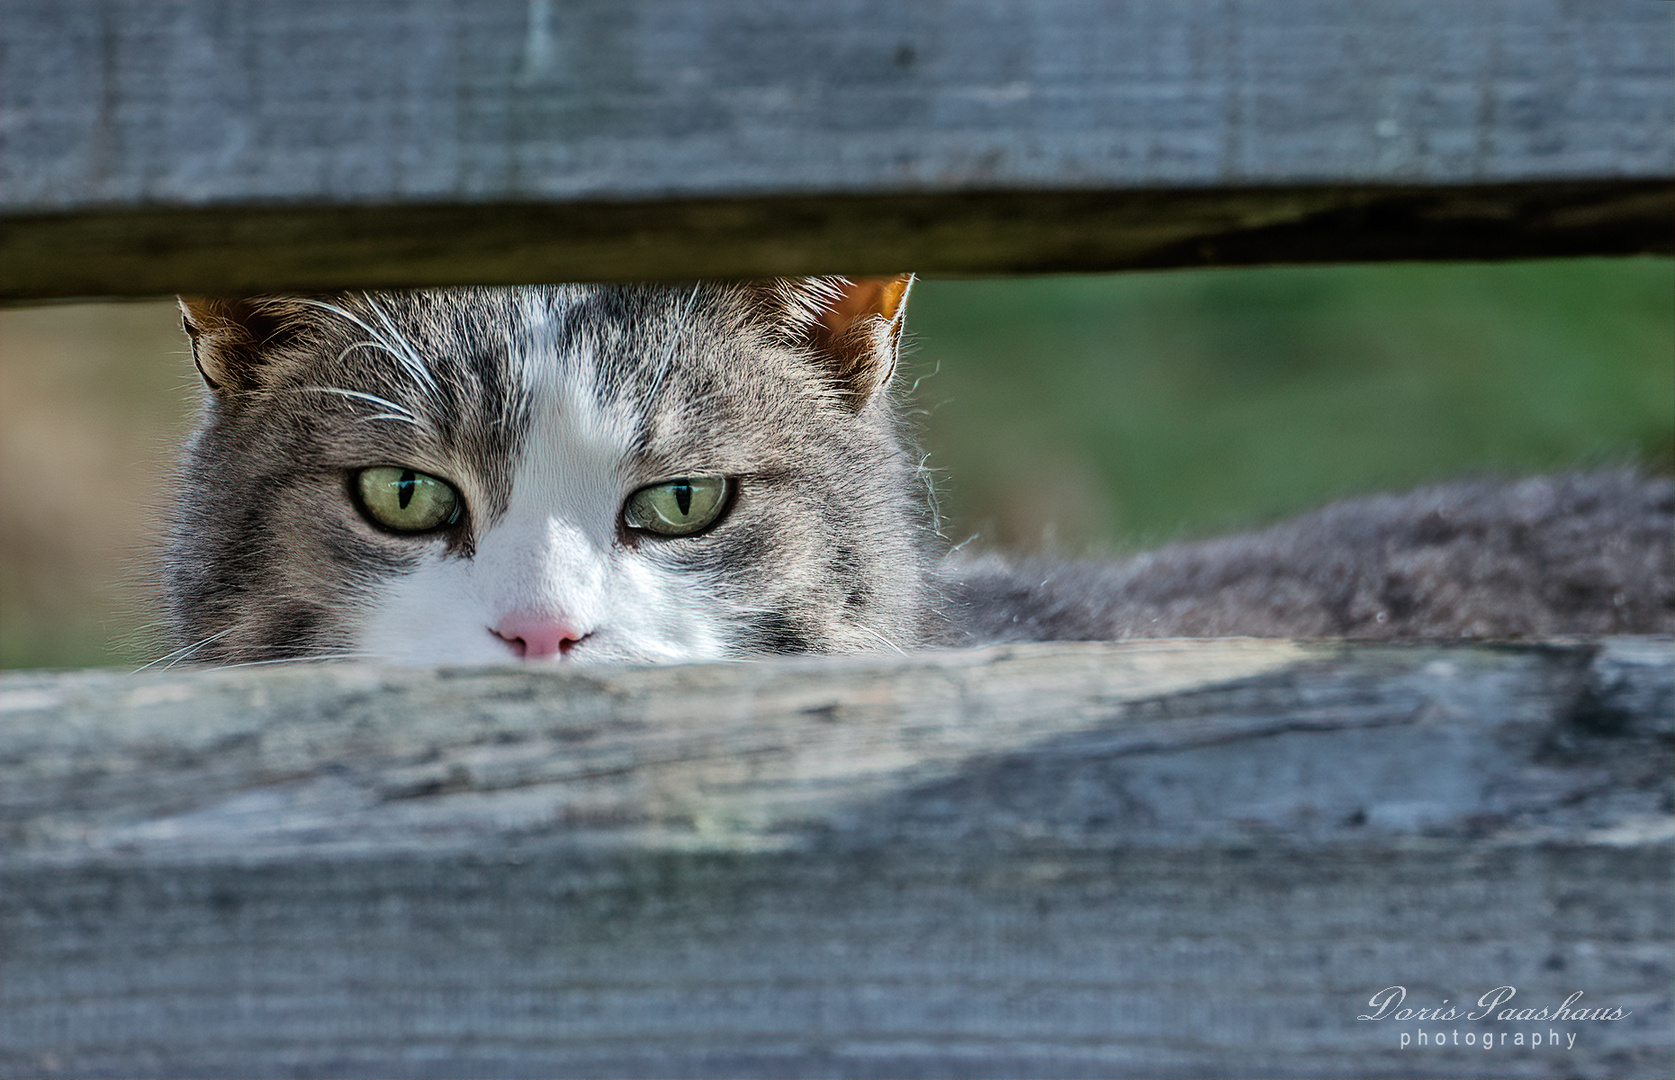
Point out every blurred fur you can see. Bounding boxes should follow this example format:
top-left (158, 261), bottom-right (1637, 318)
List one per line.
top-left (943, 470), bottom-right (1674, 642)
top-left (167, 280), bottom-right (1672, 666)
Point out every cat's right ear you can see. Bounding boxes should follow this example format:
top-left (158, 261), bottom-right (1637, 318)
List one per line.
top-left (749, 275), bottom-right (915, 411)
top-left (178, 297), bottom-right (301, 393)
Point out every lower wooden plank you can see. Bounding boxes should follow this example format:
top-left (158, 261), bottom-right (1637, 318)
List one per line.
top-left (3, 842), bottom-right (1670, 1078)
top-left (1, 638), bottom-right (1670, 1076)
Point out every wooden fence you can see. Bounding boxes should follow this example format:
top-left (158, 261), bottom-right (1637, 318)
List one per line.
top-left (1, 1), bottom-right (1671, 1077)
top-left (4, 639), bottom-right (1672, 1076)
top-left (1, 0), bottom-right (1671, 299)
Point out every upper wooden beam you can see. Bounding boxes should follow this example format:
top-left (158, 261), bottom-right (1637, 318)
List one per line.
top-left (1, 0), bottom-right (1671, 299)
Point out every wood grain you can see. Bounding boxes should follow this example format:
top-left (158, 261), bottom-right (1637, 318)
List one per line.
top-left (3, 637), bottom-right (1670, 1077)
top-left (2, 0), bottom-right (1670, 298)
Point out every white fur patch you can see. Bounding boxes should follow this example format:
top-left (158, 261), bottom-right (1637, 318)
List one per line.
top-left (358, 309), bottom-right (729, 665)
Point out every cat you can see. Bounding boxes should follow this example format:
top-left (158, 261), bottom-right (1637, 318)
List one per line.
top-left (166, 278), bottom-right (1674, 666)
top-left (169, 279), bottom-right (931, 665)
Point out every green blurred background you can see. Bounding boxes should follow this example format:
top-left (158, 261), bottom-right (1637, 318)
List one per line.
top-left (1, 258), bottom-right (1670, 669)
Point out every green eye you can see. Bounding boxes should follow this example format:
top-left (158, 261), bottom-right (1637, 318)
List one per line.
top-left (624, 476), bottom-right (730, 537)
top-left (355, 466), bottom-right (462, 533)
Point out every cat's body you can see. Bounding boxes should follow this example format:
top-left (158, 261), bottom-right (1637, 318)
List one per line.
top-left (166, 279), bottom-right (1673, 666)
top-left (947, 470), bottom-right (1673, 643)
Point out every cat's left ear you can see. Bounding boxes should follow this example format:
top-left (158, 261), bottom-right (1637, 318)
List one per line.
top-left (178, 296), bottom-right (307, 394)
top-left (760, 275), bottom-right (914, 411)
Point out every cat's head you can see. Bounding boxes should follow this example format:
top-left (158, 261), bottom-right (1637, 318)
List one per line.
top-left (166, 278), bottom-right (931, 665)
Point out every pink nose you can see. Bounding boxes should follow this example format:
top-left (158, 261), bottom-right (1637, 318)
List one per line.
top-left (490, 612), bottom-right (587, 659)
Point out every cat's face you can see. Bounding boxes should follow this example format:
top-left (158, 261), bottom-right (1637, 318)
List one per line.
top-left (167, 279), bottom-right (931, 666)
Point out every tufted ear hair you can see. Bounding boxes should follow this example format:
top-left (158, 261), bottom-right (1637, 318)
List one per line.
top-left (752, 275), bottom-right (914, 411)
top-left (178, 296), bottom-right (310, 394)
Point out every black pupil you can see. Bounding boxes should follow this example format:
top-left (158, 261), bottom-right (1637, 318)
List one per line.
top-left (674, 480), bottom-right (691, 516)
top-left (397, 469), bottom-right (417, 509)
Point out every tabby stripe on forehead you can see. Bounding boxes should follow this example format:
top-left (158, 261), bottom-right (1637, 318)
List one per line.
top-left (398, 469), bottom-right (417, 509)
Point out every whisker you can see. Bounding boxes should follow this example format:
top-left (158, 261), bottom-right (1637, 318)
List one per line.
top-left (907, 358), bottom-right (941, 396)
top-left (297, 385), bottom-right (416, 415)
top-left (295, 297), bottom-right (389, 346)
top-left (131, 627), bottom-right (235, 674)
top-left (645, 283), bottom-right (703, 407)
top-left (209, 652), bottom-right (376, 670)
top-left (295, 386), bottom-right (425, 429)
top-left (855, 624), bottom-right (909, 656)
top-left (363, 295), bottom-right (444, 402)
top-left (335, 339), bottom-right (408, 368)
top-left (296, 297), bottom-right (442, 405)
top-left (917, 451), bottom-right (944, 535)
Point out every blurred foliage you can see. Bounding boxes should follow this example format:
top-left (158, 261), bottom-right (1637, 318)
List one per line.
top-left (0, 301), bottom-right (195, 670)
top-left (0, 258), bottom-right (1669, 669)
top-left (907, 258), bottom-right (1673, 553)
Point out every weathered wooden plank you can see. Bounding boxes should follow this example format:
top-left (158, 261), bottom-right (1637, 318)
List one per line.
top-left (2, 638), bottom-right (1670, 1077)
top-left (2, 0), bottom-right (1671, 298)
